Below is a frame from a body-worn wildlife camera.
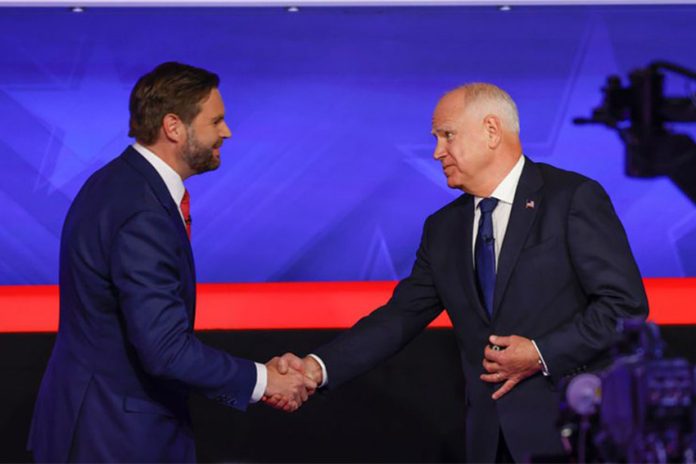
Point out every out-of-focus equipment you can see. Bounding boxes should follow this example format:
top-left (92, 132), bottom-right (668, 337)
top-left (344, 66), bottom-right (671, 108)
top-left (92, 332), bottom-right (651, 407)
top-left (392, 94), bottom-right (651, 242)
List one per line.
top-left (574, 61), bottom-right (696, 204)
top-left (558, 319), bottom-right (695, 463)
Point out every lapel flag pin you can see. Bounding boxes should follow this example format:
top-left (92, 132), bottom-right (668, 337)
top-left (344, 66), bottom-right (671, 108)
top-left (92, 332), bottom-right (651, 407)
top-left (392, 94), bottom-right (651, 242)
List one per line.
top-left (525, 199), bottom-right (535, 209)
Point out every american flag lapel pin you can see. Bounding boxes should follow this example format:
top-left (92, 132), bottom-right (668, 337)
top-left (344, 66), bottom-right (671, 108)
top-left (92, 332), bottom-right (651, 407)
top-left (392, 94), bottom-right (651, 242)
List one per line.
top-left (525, 199), bottom-right (535, 209)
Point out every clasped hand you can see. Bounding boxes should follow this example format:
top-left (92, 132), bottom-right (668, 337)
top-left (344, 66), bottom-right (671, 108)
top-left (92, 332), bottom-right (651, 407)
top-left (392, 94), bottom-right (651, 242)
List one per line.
top-left (262, 353), bottom-right (323, 412)
top-left (479, 334), bottom-right (541, 400)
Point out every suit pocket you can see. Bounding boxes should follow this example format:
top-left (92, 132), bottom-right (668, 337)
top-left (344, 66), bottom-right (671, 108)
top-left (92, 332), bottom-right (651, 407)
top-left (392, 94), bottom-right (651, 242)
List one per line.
top-left (123, 396), bottom-right (176, 418)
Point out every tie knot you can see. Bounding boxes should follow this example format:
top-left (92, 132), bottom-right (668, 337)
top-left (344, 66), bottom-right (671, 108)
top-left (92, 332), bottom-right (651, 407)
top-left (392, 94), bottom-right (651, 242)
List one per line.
top-left (479, 197), bottom-right (498, 214)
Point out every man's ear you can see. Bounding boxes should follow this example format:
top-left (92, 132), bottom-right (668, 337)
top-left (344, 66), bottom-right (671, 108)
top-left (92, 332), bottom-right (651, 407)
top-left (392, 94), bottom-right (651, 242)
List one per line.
top-left (483, 114), bottom-right (502, 149)
top-left (162, 113), bottom-right (184, 143)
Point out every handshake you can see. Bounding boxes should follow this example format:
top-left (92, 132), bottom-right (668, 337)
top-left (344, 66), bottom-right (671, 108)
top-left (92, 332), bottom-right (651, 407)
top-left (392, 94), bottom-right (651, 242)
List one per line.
top-left (262, 353), bottom-right (323, 412)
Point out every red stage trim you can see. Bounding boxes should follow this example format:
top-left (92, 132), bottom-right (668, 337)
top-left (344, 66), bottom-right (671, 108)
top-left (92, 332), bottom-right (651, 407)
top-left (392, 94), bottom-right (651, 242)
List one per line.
top-left (0, 278), bottom-right (693, 333)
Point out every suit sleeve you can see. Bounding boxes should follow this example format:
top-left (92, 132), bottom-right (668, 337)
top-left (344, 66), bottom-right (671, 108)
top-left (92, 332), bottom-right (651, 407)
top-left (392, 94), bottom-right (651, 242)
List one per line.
top-left (109, 210), bottom-right (257, 410)
top-left (534, 180), bottom-right (648, 382)
top-left (314, 217), bottom-right (445, 388)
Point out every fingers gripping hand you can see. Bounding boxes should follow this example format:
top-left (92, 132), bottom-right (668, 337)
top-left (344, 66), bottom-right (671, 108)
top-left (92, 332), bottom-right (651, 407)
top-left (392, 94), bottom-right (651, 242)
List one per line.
top-left (301, 356), bottom-right (324, 387)
top-left (479, 335), bottom-right (542, 400)
top-left (263, 354), bottom-right (318, 412)
top-left (262, 394), bottom-right (290, 411)
top-left (279, 352), bottom-right (307, 374)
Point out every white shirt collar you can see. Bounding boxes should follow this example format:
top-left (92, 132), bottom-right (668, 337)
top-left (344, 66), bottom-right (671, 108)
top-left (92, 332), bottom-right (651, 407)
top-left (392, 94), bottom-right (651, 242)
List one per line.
top-left (132, 143), bottom-right (186, 207)
top-left (475, 155), bottom-right (525, 206)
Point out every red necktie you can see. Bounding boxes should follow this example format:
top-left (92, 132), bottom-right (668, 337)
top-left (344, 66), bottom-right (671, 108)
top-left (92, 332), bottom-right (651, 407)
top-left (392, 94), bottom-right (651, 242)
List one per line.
top-left (180, 189), bottom-right (191, 239)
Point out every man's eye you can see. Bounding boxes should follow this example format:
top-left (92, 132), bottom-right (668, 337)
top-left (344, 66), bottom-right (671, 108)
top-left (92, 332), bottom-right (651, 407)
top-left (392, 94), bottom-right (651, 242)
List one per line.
top-left (445, 131), bottom-right (455, 141)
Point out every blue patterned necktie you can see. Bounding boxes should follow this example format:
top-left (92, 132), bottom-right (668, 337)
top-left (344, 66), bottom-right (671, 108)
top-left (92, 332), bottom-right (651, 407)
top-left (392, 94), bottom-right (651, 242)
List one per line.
top-left (475, 197), bottom-right (499, 317)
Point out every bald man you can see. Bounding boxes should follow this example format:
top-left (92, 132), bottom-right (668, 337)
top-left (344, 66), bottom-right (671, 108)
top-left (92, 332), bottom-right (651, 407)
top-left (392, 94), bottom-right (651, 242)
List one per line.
top-left (273, 83), bottom-right (648, 462)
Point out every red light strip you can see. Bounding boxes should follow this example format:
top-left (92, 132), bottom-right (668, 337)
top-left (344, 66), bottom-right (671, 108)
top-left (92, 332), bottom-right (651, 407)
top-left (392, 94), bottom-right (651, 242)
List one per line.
top-left (0, 278), bottom-right (693, 333)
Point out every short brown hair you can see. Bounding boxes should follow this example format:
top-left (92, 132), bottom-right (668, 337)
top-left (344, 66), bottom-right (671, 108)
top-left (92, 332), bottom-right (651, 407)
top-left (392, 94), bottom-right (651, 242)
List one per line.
top-left (128, 62), bottom-right (220, 145)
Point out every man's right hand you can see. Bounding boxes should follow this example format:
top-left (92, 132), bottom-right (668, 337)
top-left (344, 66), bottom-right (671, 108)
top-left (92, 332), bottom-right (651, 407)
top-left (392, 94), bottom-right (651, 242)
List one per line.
top-left (280, 353), bottom-right (323, 385)
top-left (263, 355), bottom-right (317, 412)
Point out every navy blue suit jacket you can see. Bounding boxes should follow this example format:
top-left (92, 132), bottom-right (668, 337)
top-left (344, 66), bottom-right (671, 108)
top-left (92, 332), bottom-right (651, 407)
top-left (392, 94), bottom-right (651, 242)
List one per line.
top-left (28, 146), bottom-right (256, 462)
top-left (314, 158), bottom-right (648, 462)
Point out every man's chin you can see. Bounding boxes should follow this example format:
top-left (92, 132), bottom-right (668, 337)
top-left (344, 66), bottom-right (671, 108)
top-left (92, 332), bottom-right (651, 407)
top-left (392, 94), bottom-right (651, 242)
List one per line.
top-left (444, 174), bottom-right (461, 190)
top-left (195, 161), bottom-right (220, 175)
top-left (191, 153), bottom-right (221, 175)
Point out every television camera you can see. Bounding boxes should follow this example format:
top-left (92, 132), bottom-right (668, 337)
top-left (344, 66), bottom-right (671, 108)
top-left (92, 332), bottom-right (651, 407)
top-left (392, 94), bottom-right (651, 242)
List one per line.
top-left (558, 319), bottom-right (695, 463)
top-left (574, 61), bottom-right (696, 203)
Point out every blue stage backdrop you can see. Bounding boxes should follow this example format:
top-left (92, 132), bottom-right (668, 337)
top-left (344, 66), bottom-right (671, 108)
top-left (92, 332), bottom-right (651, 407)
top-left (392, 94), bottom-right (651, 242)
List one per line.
top-left (1, 5), bottom-right (695, 285)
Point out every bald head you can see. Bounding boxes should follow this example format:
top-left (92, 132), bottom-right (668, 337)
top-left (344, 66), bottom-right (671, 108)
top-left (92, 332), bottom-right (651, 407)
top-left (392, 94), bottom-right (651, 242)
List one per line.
top-left (431, 82), bottom-right (522, 196)
top-left (442, 83), bottom-right (520, 135)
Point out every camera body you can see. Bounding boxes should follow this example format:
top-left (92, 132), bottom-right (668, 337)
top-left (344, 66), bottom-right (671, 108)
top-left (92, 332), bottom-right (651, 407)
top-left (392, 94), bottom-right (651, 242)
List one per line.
top-left (559, 320), bottom-right (696, 463)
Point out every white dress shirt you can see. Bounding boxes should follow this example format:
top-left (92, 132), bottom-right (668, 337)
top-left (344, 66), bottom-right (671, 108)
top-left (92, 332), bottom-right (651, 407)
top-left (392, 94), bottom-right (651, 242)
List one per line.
top-left (132, 143), bottom-right (268, 401)
top-left (472, 155), bottom-right (525, 269)
top-left (473, 156), bottom-right (549, 374)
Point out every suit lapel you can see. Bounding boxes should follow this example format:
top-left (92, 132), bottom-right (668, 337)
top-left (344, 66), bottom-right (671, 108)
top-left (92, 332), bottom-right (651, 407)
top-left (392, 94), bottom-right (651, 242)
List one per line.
top-left (121, 147), bottom-right (196, 274)
top-left (492, 158), bottom-right (543, 320)
top-left (451, 194), bottom-right (492, 324)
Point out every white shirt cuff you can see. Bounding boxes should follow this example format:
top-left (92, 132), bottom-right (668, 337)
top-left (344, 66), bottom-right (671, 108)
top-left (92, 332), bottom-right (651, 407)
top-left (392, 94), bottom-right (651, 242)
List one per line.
top-left (531, 340), bottom-right (550, 376)
top-left (308, 354), bottom-right (328, 388)
top-left (250, 362), bottom-right (267, 403)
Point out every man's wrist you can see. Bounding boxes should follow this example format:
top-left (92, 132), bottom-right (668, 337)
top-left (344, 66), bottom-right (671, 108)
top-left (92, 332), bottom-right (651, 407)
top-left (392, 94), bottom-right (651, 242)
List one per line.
top-left (250, 362), bottom-right (268, 402)
top-left (307, 354), bottom-right (328, 387)
top-left (531, 340), bottom-right (550, 376)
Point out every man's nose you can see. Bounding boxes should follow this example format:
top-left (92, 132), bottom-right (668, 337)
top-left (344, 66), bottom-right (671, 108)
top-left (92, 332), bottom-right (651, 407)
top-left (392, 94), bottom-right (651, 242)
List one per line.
top-left (220, 121), bottom-right (232, 139)
top-left (433, 139), bottom-right (446, 160)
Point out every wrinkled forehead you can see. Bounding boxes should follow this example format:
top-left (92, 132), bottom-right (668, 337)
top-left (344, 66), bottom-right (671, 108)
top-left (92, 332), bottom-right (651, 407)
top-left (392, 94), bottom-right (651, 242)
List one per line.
top-left (432, 92), bottom-right (471, 127)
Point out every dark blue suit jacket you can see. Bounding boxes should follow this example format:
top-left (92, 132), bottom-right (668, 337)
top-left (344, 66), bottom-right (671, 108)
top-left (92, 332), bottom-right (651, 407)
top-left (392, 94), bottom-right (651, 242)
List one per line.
top-left (28, 146), bottom-right (256, 462)
top-left (314, 158), bottom-right (648, 462)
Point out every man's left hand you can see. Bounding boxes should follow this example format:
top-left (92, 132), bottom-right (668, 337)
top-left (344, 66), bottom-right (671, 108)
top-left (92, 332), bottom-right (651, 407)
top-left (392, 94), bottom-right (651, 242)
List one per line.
top-left (480, 334), bottom-right (541, 400)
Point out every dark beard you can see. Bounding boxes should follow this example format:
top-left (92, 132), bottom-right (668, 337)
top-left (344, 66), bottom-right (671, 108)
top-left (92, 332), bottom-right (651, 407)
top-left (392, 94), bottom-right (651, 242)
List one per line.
top-left (182, 127), bottom-right (220, 175)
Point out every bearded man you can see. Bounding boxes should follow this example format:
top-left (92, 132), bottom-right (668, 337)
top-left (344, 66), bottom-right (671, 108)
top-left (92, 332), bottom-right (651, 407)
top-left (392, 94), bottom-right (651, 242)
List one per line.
top-left (27, 62), bottom-right (314, 462)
